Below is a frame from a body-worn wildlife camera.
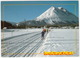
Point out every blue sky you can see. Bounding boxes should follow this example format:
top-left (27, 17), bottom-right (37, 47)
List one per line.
top-left (1, 1), bottom-right (78, 23)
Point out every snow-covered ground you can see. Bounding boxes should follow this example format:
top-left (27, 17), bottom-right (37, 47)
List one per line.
top-left (35, 29), bottom-right (79, 57)
top-left (1, 29), bottom-right (42, 39)
top-left (1, 29), bottom-right (79, 57)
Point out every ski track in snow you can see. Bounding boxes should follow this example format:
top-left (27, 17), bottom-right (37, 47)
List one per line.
top-left (1, 29), bottom-right (79, 57)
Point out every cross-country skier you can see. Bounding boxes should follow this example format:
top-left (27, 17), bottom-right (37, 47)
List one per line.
top-left (41, 29), bottom-right (46, 40)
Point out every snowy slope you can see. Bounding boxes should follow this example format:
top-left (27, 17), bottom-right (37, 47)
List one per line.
top-left (35, 6), bottom-right (78, 25)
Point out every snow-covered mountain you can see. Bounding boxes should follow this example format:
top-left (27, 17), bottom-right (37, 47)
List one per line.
top-left (19, 6), bottom-right (78, 26)
top-left (35, 6), bottom-right (78, 25)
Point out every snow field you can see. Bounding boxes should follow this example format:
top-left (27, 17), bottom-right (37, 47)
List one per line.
top-left (35, 29), bottom-right (79, 57)
top-left (1, 29), bottom-right (42, 39)
top-left (1, 29), bottom-right (79, 57)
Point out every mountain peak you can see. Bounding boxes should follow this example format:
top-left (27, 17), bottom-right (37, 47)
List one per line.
top-left (36, 6), bottom-right (56, 21)
top-left (58, 7), bottom-right (63, 9)
top-left (49, 6), bottom-right (55, 10)
top-left (58, 7), bottom-right (67, 12)
top-left (50, 6), bottom-right (55, 9)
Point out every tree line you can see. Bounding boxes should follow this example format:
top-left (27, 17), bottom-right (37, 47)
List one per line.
top-left (1, 20), bottom-right (79, 29)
